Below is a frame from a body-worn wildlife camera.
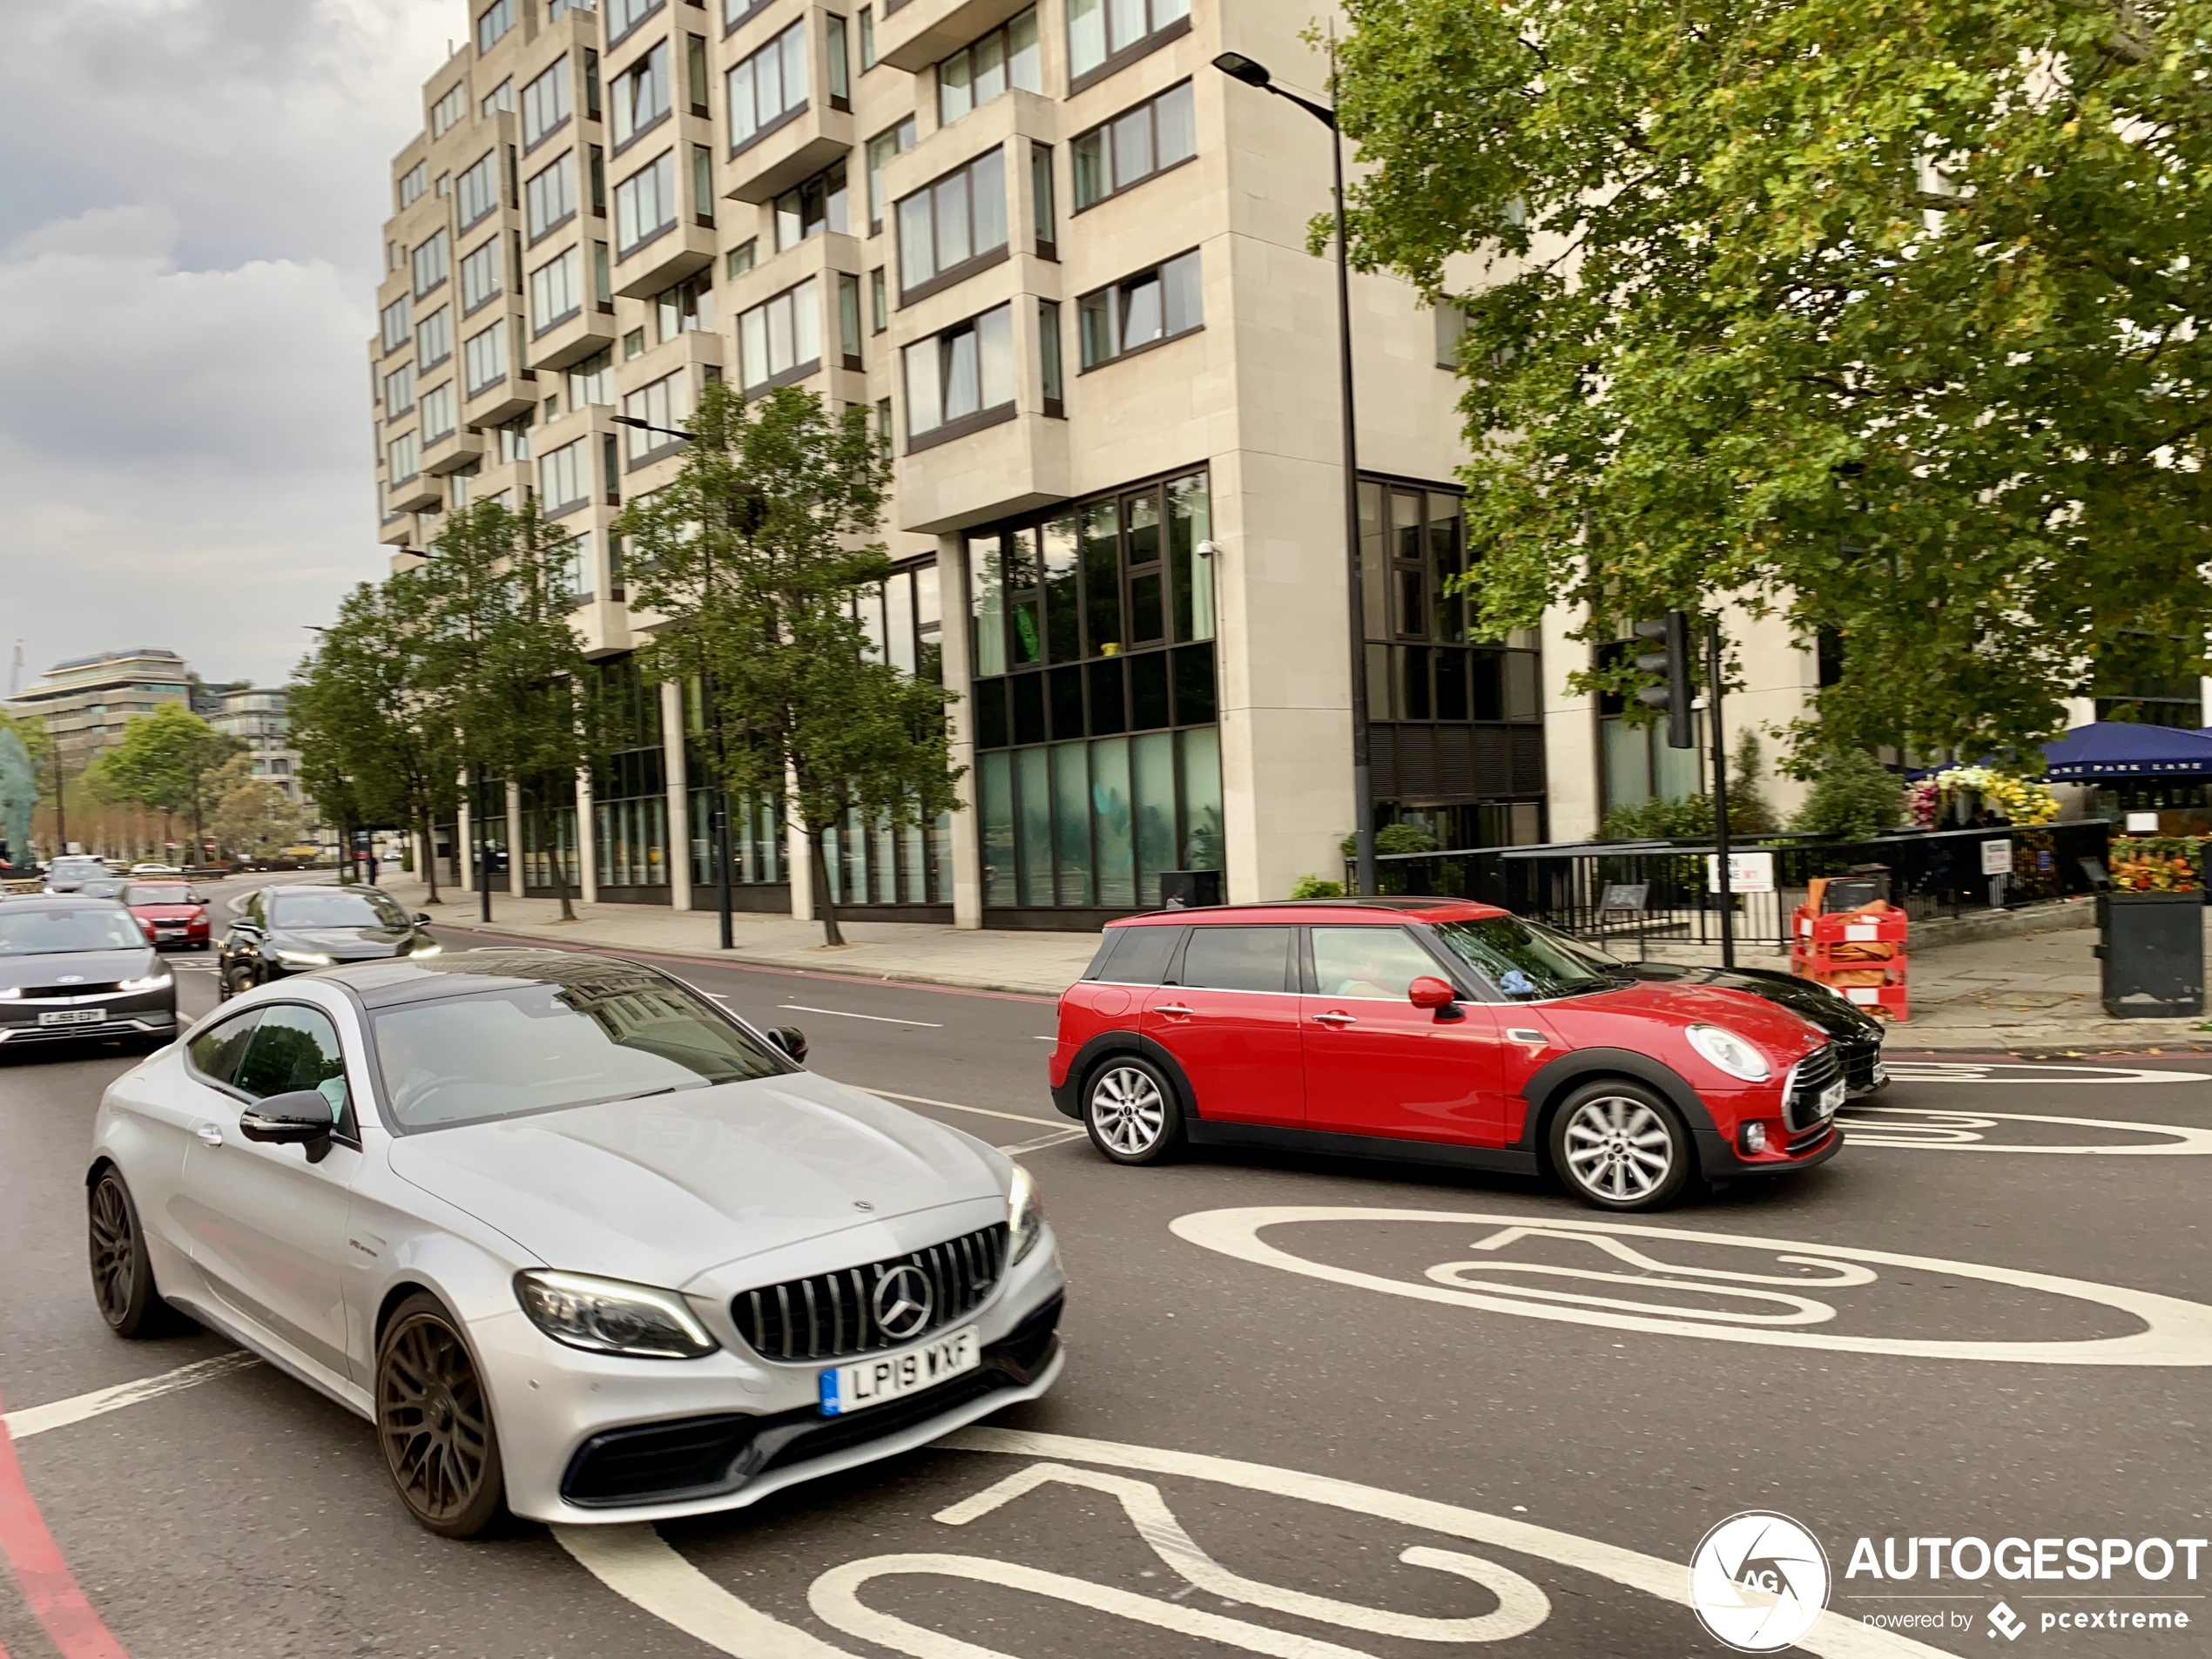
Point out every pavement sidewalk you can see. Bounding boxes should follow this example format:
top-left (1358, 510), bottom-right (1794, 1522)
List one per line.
top-left (374, 875), bottom-right (2212, 1053)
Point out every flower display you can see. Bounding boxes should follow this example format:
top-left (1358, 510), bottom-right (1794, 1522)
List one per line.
top-left (2108, 836), bottom-right (2205, 894)
top-left (1911, 765), bottom-right (2060, 827)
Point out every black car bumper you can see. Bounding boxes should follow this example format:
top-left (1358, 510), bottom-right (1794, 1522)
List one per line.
top-left (1695, 1123), bottom-right (1844, 1180)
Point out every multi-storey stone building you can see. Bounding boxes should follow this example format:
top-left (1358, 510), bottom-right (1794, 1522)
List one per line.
top-left (371, 0), bottom-right (1833, 926)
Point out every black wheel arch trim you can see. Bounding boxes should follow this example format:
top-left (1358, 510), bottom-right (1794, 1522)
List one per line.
top-left (1518, 1048), bottom-right (1718, 1157)
top-left (1052, 1031), bottom-right (1201, 1124)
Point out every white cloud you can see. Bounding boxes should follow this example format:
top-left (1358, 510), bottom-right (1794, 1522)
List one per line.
top-left (0, 0), bottom-right (452, 693)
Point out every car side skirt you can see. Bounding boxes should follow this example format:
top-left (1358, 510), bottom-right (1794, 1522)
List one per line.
top-left (1184, 1120), bottom-right (1541, 1177)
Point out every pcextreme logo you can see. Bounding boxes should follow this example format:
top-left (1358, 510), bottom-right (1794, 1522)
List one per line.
top-left (1689, 1511), bottom-right (1832, 1652)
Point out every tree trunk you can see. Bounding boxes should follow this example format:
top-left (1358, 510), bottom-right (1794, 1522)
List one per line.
top-left (420, 811), bottom-right (442, 904)
top-left (810, 826), bottom-right (845, 947)
top-left (537, 788), bottom-right (577, 921)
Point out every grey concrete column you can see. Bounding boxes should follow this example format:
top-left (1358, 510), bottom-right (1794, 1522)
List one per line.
top-left (660, 678), bottom-right (691, 910)
top-left (576, 768), bottom-right (597, 904)
top-left (505, 781), bottom-right (524, 898)
top-left (457, 782), bottom-right (474, 886)
top-left (786, 760), bottom-right (813, 921)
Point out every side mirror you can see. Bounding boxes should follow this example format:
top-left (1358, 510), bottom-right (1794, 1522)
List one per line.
top-left (239, 1089), bottom-right (336, 1153)
top-left (1408, 975), bottom-right (1460, 1011)
top-left (766, 1025), bottom-right (809, 1063)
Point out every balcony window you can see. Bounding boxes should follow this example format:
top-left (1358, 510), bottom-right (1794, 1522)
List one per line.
top-left (826, 13), bottom-right (852, 107)
top-left (476, 0), bottom-right (516, 53)
top-left (381, 293), bottom-right (412, 354)
top-left (412, 229), bottom-right (449, 297)
top-left (859, 5), bottom-right (875, 70)
top-left (421, 381), bottom-right (457, 444)
top-left (837, 272), bottom-right (863, 367)
top-left (610, 39), bottom-right (671, 150)
top-left (550, 0), bottom-right (594, 16)
top-left (774, 160), bottom-right (849, 250)
top-left (864, 115), bottom-right (915, 233)
top-left (685, 33), bottom-right (710, 112)
top-left (1038, 298), bottom-right (1063, 414)
top-left (656, 269), bottom-right (715, 340)
top-left (725, 239), bottom-right (757, 278)
top-left (541, 436), bottom-right (590, 514)
top-left (895, 146), bottom-right (1006, 299)
top-left (869, 266), bottom-right (887, 331)
top-left (431, 82), bottom-right (467, 138)
top-left (525, 152), bottom-right (577, 241)
top-left (497, 416), bottom-right (532, 463)
top-left (523, 56), bottom-right (573, 151)
top-left (622, 370), bottom-right (690, 459)
top-left (384, 362), bottom-right (416, 417)
top-left (567, 346), bottom-right (614, 407)
top-left (691, 144), bottom-right (714, 225)
top-left (936, 7), bottom-right (1039, 126)
top-left (727, 21), bottom-right (807, 152)
top-left (613, 151), bottom-right (678, 256)
top-left (482, 78), bottom-right (515, 119)
top-left (397, 161), bottom-right (428, 209)
top-left (464, 321), bottom-right (509, 395)
top-left (902, 303), bottom-right (1012, 445)
top-left (417, 305), bottom-right (453, 368)
top-left (1077, 249), bottom-right (1200, 368)
top-left (529, 245), bottom-right (583, 333)
top-left (560, 531), bottom-right (594, 604)
top-left (1071, 80), bottom-right (1194, 210)
top-left (461, 236), bottom-right (505, 313)
top-left (607, 0), bottom-right (663, 44)
top-left (737, 277), bottom-right (822, 391)
top-left (388, 429), bottom-right (421, 485)
top-left (1067, 0), bottom-right (1188, 84)
top-left (457, 150), bottom-right (500, 231)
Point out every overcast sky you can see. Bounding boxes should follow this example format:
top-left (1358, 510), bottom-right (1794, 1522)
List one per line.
top-left (1, 0), bottom-right (454, 696)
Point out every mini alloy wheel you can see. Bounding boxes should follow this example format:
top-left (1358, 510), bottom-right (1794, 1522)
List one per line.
top-left (1551, 1082), bottom-right (1692, 1211)
top-left (375, 1294), bottom-right (506, 1538)
top-left (1082, 1056), bottom-right (1184, 1164)
top-left (88, 1168), bottom-right (176, 1337)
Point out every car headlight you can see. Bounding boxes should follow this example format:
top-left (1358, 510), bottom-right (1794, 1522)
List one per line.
top-left (411, 941), bottom-right (442, 957)
top-left (1686, 1023), bottom-right (1772, 1082)
top-left (118, 973), bottom-right (172, 993)
top-left (275, 949), bottom-right (334, 968)
top-left (515, 1270), bottom-right (719, 1359)
top-left (0, 988), bottom-right (17, 1001)
top-left (1008, 1164), bottom-right (1046, 1265)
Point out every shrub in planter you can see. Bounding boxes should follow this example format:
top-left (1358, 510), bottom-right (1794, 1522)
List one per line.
top-left (2097, 837), bottom-right (2204, 1018)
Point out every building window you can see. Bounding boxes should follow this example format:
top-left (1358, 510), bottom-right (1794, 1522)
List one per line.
top-left (525, 152), bottom-right (577, 241)
top-left (607, 0), bottom-right (664, 44)
top-left (461, 236), bottom-right (504, 313)
top-left (567, 347), bottom-right (613, 407)
top-left (457, 151), bottom-right (500, 231)
top-left (529, 245), bottom-right (583, 333)
top-left (421, 381), bottom-right (457, 444)
top-left (623, 370), bottom-right (690, 459)
top-left (412, 229), bottom-right (449, 297)
top-left (902, 303), bottom-right (1013, 445)
top-left (691, 144), bottom-right (714, 225)
top-left (1433, 302), bottom-right (1467, 369)
top-left (656, 269), bottom-right (715, 340)
top-left (727, 21), bottom-right (807, 152)
top-left (826, 12), bottom-right (851, 108)
top-left (774, 160), bottom-right (849, 250)
top-left (482, 78), bottom-right (516, 118)
top-left (1038, 299), bottom-right (1063, 415)
top-left (1077, 249), bottom-right (1199, 368)
top-left (541, 436), bottom-right (590, 513)
top-left (381, 293), bottom-right (412, 354)
top-left (431, 82), bottom-right (467, 138)
top-left (610, 38), bottom-right (671, 149)
top-left (388, 429), bottom-right (421, 485)
top-left (398, 161), bottom-right (429, 209)
top-left (737, 278), bottom-right (822, 391)
top-left (476, 0), bottom-right (516, 53)
top-left (523, 56), bottom-right (573, 151)
top-left (623, 327), bottom-right (646, 359)
top-left (417, 305), bottom-right (453, 368)
top-left (837, 272), bottom-right (863, 368)
top-left (613, 151), bottom-right (678, 255)
top-left (1031, 140), bottom-right (1056, 256)
top-left (497, 415), bottom-right (532, 463)
top-left (685, 32), bottom-right (711, 111)
top-left (859, 5), bottom-right (875, 70)
top-left (464, 322), bottom-right (509, 396)
top-left (593, 239), bottom-right (613, 305)
top-left (725, 239), bottom-right (756, 278)
top-left (1071, 80), bottom-right (1194, 210)
top-left (559, 531), bottom-right (594, 604)
top-left (864, 116), bottom-right (916, 233)
top-left (384, 362), bottom-right (416, 417)
top-left (1067, 0), bottom-right (1189, 84)
top-left (895, 146), bottom-right (1007, 299)
top-left (869, 266), bottom-right (887, 331)
top-left (937, 6), bottom-right (1039, 125)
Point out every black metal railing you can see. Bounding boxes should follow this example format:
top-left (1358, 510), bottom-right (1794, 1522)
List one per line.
top-left (1348, 820), bottom-right (2114, 953)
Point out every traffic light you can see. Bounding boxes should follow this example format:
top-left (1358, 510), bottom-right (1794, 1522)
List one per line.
top-left (1634, 611), bottom-right (1696, 750)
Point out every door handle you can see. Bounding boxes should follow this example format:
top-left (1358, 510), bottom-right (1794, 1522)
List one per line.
top-left (195, 1123), bottom-right (224, 1147)
top-left (1153, 1002), bottom-right (1195, 1018)
top-left (1312, 1011), bottom-right (1357, 1027)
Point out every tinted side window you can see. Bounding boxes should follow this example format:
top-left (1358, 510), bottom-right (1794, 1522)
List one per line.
top-left (1310, 927), bottom-right (1449, 1000)
top-left (1096, 926), bottom-right (1181, 986)
top-left (1177, 927), bottom-right (1292, 994)
top-left (233, 1005), bottom-right (353, 1136)
top-left (189, 1013), bottom-right (261, 1087)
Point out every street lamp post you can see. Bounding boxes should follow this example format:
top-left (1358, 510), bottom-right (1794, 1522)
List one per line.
top-left (1213, 49), bottom-right (1376, 897)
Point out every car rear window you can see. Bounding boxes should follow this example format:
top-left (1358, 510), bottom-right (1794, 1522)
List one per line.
top-left (1176, 926), bottom-right (1292, 994)
top-left (1091, 926), bottom-right (1182, 986)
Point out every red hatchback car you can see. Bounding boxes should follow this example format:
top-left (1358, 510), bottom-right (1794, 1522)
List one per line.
top-left (1049, 898), bottom-right (1845, 1211)
top-left (120, 881), bottom-right (212, 951)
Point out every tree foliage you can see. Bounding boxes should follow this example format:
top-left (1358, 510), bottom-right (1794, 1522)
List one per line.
top-left (615, 383), bottom-right (960, 945)
top-left (206, 754), bottom-right (314, 856)
top-left (84, 705), bottom-right (245, 855)
top-left (1334, 0), bottom-right (2212, 765)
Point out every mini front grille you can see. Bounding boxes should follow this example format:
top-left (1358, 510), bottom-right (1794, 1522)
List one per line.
top-left (733, 1223), bottom-right (1008, 1362)
top-left (1784, 1045), bottom-right (1843, 1131)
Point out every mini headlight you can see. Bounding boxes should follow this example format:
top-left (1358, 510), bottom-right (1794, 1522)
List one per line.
top-left (1008, 1164), bottom-right (1046, 1265)
top-left (1686, 1023), bottom-right (1772, 1082)
top-left (515, 1271), bottom-right (719, 1359)
top-left (118, 973), bottom-right (172, 993)
top-left (275, 949), bottom-right (334, 968)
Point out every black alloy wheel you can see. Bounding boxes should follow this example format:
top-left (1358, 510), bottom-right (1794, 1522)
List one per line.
top-left (88, 1168), bottom-right (176, 1337)
top-left (375, 1293), bottom-right (506, 1538)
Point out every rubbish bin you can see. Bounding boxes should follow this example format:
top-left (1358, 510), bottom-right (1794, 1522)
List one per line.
top-left (2095, 892), bottom-right (2206, 1018)
top-left (1159, 869), bottom-right (1224, 909)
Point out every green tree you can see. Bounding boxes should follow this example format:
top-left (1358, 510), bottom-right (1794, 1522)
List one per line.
top-left (1789, 748), bottom-right (1907, 839)
top-left (207, 754), bottom-right (314, 857)
top-left (84, 705), bottom-right (245, 861)
top-left (1333, 0), bottom-right (2212, 767)
top-left (615, 382), bottom-right (960, 946)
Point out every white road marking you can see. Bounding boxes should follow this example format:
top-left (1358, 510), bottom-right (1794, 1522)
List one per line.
top-left (780, 1004), bottom-right (942, 1028)
top-left (553, 1430), bottom-right (1949, 1658)
top-left (1885, 1061), bottom-right (2211, 1085)
top-left (1170, 1207), bottom-right (2212, 1366)
top-left (1838, 1105), bottom-right (2212, 1154)
top-left (870, 1090), bottom-right (1059, 1127)
top-left (3, 1352), bottom-right (261, 1441)
top-left (1032, 1036), bottom-right (1056, 1042)
top-left (996, 1128), bottom-right (1086, 1156)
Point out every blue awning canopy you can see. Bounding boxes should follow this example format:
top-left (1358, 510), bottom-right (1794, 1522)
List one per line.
top-left (2040, 721), bottom-right (2212, 781)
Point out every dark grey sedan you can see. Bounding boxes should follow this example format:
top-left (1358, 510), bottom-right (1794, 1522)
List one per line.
top-left (218, 883), bottom-right (440, 999)
top-left (0, 895), bottom-right (178, 1052)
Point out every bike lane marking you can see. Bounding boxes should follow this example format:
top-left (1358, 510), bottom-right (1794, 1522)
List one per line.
top-left (1836, 1105), bottom-right (2212, 1153)
top-left (1884, 1061), bottom-right (2212, 1086)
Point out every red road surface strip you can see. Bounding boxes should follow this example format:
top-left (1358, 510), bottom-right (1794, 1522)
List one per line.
top-left (0, 1397), bottom-right (128, 1659)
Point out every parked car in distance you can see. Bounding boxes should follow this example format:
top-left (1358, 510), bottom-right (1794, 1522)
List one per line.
top-left (128, 862), bottom-right (185, 877)
top-left (1049, 897), bottom-right (1846, 1211)
top-left (122, 882), bottom-right (212, 951)
top-left (41, 855), bottom-right (112, 894)
top-left (0, 895), bottom-right (177, 1052)
top-left (218, 884), bottom-right (441, 997)
top-left (86, 948), bottom-right (1063, 1537)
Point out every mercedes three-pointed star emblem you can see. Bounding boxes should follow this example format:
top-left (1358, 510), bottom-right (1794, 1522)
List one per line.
top-left (871, 1264), bottom-right (934, 1341)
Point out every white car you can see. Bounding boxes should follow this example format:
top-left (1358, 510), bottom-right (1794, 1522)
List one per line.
top-left (86, 948), bottom-right (1065, 1536)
